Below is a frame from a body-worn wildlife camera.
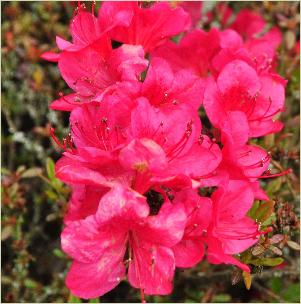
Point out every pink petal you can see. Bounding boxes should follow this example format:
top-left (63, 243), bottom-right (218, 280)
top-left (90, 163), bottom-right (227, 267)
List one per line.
top-left (221, 111), bottom-right (249, 147)
top-left (136, 201), bottom-right (186, 247)
top-left (119, 138), bottom-right (167, 173)
top-left (96, 184), bottom-right (149, 225)
top-left (231, 9), bottom-right (265, 40)
top-left (108, 2), bottom-right (191, 52)
top-left (70, 11), bottom-right (101, 46)
top-left (66, 246), bottom-right (126, 299)
top-left (56, 35), bottom-right (73, 50)
top-left (128, 242), bottom-right (175, 295)
top-left (249, 119), bottom-right (283, 138)
top-left (217, 60), bottom-right (260, 95)
top-left (206, 237), bottom-right (250, 273)
top-left (64, 185), bottom-right (107, 223)
top-left (238, 145), bottom-right (270, 179)
top-left (142, 57), bottom-right (205, 110)
top-left (109, 44), bottom-right (148, 81)
top-left (55, 156), bottom-right (112, 187)
top-left (41, 51), bottom-right (60, 62)
top-left (203, 77), bottom-right (227, 127)
top-left (98, 2), bottom-right (136, 32)
top-left (212, 180), bottom-right (254, 221)
top-left (58, 36), bottom-right (112, 97)
top-left (173, 238), bottom-right (205, 268)
top-left (217, 217), bottom-right (259, 254)
top-left (167, 136), bottom-right (222, 178)
top-left (50, 93), bottom-right (81, 111)
top-left (61, 216), bottom-right (127, 263)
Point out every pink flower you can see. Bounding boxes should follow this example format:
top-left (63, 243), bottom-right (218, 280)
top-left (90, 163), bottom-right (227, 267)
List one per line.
top-left (230, 9), bottom-right (266, 40)
top-left (119, 98), bottom-right (222, 193)
top-left (55, 97), bottom-right (221, 195)
top-left (50, 42), bottom-right (147, 111)
top-left (177, 1), bottom-right (203, 28)
top-left (64, 185), bottom-right (108, 223)
top-left (205, 180), bottom-right (262, 272)
top-left (141, 57), bottom-right (205, 111)
top-left (41, 6), bottom-right (133, 61)
top-left (105, 2), bottom-right (191, 52)
top-left (204, 60), bottom-right (285, 137)
top-left (152, 28), bottom-right (220, 77)
top-left (206, 3), bottom-right (233, 28)
top-left (172, 189), bottom-right (212, 268)
top-left (61, 184), bottom-right (186, 298)
top-left (212, 27), bottom-right (282, 75)
top-left (200, 111), bottom-right (270, 199)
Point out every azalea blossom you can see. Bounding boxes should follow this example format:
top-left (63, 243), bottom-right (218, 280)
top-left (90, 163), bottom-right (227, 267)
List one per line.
top-left (41, 1), bottom-right (290, 300)
top-left (62, 184), bottom-right (186, 298)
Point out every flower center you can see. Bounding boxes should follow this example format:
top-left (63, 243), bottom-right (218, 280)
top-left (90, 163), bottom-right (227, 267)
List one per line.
top-left (144, 189), bottom-right (165, 215)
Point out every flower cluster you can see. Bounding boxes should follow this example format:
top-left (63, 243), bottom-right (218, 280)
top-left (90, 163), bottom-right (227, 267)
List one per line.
top-left (43, 2), bottom-right (290, 300)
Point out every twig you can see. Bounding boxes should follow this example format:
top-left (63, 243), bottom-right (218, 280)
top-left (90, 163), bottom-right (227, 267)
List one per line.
top-left (194, 268), bottom-right (299, 281)
top-left (252, 281), bottom-right (285, 302)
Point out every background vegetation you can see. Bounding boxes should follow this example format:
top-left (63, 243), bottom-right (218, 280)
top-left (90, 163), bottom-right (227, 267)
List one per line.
top-left (1, 1), bottom-right (300, 303)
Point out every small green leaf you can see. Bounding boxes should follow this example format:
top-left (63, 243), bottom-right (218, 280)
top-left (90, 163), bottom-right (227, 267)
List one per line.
top-left (287, 240), bottom-right (300, 251)
top-left (254, 201), bottom-right (275, 223)
top-left (212, 294), bottom-right (231, 302)
top-left (21, 167), bottom-right (42, 178)
top-left (46, 157), bottom-right (56, 180)
top-left (68, 294), bottom-right (82, 303)
top-left (89, 298), bottom-right (100, 303)
top-left (24, 279), bottom-right (38, 289)
top-left (283, 283), bottom-right (300, 302)
top-left (250, 257), bottom-right (284, 267)
top-left (53, 248), bottom-right (66, 259)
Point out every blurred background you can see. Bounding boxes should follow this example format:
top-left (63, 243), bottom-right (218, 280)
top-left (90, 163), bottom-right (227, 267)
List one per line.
top-left (1, 1), bottom-right (300, 303)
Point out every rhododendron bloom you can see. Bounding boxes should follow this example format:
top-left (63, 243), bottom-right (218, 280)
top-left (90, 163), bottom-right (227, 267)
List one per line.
top-left (205, 180), bottom-right (264, 272)
top-left (104, 1), bottom-right (191, 52)
top-left (141, 57), bottom-right (205, 111)
top-left (204, 60), bottom-right (285, 137)
top-left (172, 189), bottom-right (212, 268)
top-left (50, 42), bottom-right (147, 111)
top-left (62, 185), bottom-right (186, 298)
top-left (153, 28), bottom-right (220, 77)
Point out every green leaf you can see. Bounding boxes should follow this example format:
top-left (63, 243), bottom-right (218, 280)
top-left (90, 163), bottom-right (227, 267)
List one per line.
top-left (212, 294), bottom-right (231, 302)
top-left (89, 299), bottom-right (100, 303)
top-left (53, 248), bottom-right (66, 259)
top-left (46, 157), bottom-right (55, 180)
top-left (68, 294), bottom-right (82, 303)
top-left (24, 279), bottom-right (38, 289)
top-left (253, 201), bottom-right (275, 223)
top-left (21, 167), bottom-right (42, 178)
top-left (283, 283), bottom-right (300, 302)
top-left (269, 277), bottom-right (282, 294)
top-left (250, 257), bottom-right (284, 267)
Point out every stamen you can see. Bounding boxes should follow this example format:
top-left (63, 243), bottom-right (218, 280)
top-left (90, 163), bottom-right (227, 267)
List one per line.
top-left (253, 168), bottom-right (292, 179)
top-left (237, 150), bottom-right (252, 159)
top-left (243, 152), bottom-right (271, 169)
top-left (50, 127), bottom-right (76, 153)
top-left (166, 120), bottom-right (193, 160)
